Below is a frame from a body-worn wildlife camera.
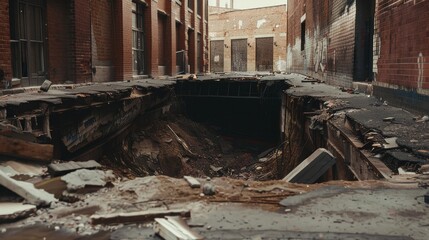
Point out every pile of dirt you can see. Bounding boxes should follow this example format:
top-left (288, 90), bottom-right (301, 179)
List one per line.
top-left (101, 114), bottom-right (277, 179)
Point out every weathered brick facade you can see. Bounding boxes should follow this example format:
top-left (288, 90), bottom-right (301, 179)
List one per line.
top-left (287, 0), bottom-right (429, 112)
top-left (0, 0), bottom-right (208, 87)
top-left (209, 5), bottom-right (287, 73)
top-left (0, 0), bottom-right (12, 85)
top-left (286, 0), bottom-right (372, 87)
top-left (374, 0), bottom-right (429, 112)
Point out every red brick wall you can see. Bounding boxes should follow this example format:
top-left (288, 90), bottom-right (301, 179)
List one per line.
top-left (287, 0), bottom-right (357, 87)
top-left (0, 0), bottom-right (12, 83)
top-left (91, 0), bottom-right (114, 82)
top-left (376, 0), bottom-right (429, 94)
top-left (46, 0), bottom-right (71, 84)
top-left (73, 0), bottom-right (92, 83)
top-left (113, 0), bottom-right (133, 81)
top-left (91, 0), bottom-right (114, 65)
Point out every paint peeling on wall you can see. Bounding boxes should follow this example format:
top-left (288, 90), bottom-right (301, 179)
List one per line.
top-left (257, 19), bottom-right (267, 29)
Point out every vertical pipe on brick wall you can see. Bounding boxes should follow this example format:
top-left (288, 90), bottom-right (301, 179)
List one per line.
top-left (89, 0), bottom-right (93, 80)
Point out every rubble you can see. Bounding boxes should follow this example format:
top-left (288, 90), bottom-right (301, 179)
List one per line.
top-left (183, 176), bottom-right (201, 188)
top-left (202, 183), bottom-right (216, 196)
top-left (61, 169), bottom-right (115, 192)
top-left (0, 170), bottom-right (56, 207)
top-left (153, 216), bottom-right (204, 240)
top-left (283, 148), bottom-right (336, 184)
top-left (48, 160), bottom-right (102, 176)
top-left (0, 203), bottom-right (36, 223)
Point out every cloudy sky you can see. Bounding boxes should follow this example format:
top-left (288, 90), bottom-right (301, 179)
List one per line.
top-left (208, 0), bottom-right (287, 9)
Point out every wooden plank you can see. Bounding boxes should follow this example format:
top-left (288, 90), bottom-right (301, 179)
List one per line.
top-left (0, 135), bottom-right (53, 162)
top-left (153, 216), bottom-right (204, 240)
top-left (91, 209), bottom-right (191, 225)
top-left (283, 148), bottom-right (336, 184)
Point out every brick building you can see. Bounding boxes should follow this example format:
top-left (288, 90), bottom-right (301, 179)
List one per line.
top-left (209, 4), bottom-right (287, 73)
top-left (287, 0), bottom-right (429, 113)
top-left (374, 0), bottom-right (429, 113)
top-left (0, 0), bottom-right (209, 88)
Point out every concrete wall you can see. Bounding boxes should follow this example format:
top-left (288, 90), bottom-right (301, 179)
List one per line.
top-left (209, 5), bottom-right (287, 73)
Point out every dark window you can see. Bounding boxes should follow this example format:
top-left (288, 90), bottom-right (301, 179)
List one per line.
top-left (132, 1), bottom-right (145, 75)
top-left (188, 0), bottom-right (194, 10)
top-left (205, 0), bottom-right (208, 21)
top-left (197, 0), bottom-right (202, 16)
top-left (301, 20), bottom-right (306, 51)
top-left (9, 0), bottom-right (45, 86)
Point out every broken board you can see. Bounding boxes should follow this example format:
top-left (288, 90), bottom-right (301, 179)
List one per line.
top-left (283, 148), bottom-right (336, 184)
top-left (0, 135), bottom-right (53, 162)
top-left (153, 216), bottom-right (204, 240)
top-left (91, 209), bottom-right (191, 225)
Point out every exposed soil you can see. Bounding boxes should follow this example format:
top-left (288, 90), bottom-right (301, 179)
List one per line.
top-left (101, 114), bottom-right (279, 180)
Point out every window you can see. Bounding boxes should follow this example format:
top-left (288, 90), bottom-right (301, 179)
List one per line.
top-left (301, 20), bottom-right (306, 51)
top-left (197, 0), bottom-right (202, 16)
top-left (188, 0), bottom-right (194, 10)
top-left (132, 1), bottom-right (145, 75)
top-left (9, 0), bottom-right (45, 86)
top-left (205, 0), bottom-right (208, 21)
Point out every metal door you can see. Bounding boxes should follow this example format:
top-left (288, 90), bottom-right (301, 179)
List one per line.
top-left (231, 39), bottom-right (247, 72)
top-left (256, 37), bottom-right (273, 72)
top-left (210, 40), bottom-right (224, 72)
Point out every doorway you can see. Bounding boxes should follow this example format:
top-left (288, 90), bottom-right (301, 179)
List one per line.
top-left (256, 37), bottom-right (274, 72)
top-left (231, 39), bottom-right (247, 72)
top-left (210, 40), bottom-right (224, 73)
top-left (354, 0), bottom-right (375, 81)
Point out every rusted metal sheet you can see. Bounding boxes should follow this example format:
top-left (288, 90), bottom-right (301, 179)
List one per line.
top-left (231, 39), bottom-right (247, 72)
top-left (210, 40), bottom-right (224, 73)
top-left (256, 37), bottom-right (273, 72)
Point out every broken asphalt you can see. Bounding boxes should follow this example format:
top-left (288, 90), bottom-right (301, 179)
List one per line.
top-left (0, 73), bottom-right (428, 239)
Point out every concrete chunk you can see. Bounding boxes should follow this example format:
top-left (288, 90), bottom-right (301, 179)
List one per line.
top-left (283, 148), bottom-right (336, 184)
top-left (0, 170), bottom-right (56, 207)
top-left (61, 169), bottom-right (115, 192)
top-left (183, 176), bottom-right (201, 188)
top-left (48, 160), bottom-right (101, 176)
top-left (0, 202), bottom-right (36, 223)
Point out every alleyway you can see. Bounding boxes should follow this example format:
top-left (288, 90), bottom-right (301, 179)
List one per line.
top-left (1, 0), bottom-right (429, 239)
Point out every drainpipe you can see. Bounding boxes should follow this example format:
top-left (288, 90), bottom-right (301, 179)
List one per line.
top-left (286, 3), bottom-right (289, 73)
top-left (230, 0), bottom-right (234, 9)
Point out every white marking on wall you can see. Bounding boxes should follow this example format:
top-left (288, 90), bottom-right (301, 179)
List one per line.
top-left (209, 32), bottom-right (218, 38)
top-left (257, 19), bottom-right (267, 29)
top-left (418, 52), bottom-right (424, 91)
top-left (238, 20), bottom-right (243, 30)
top-left (276, 57), bottom-right (287, 72)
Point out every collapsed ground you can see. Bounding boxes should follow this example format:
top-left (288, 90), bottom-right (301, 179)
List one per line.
top-left (101, 113), bottom-right (281, 181)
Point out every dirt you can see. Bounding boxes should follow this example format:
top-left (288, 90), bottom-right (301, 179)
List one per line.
top-left (101, 114), bottom-right (278, 180)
